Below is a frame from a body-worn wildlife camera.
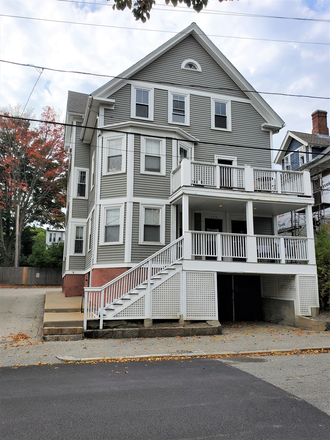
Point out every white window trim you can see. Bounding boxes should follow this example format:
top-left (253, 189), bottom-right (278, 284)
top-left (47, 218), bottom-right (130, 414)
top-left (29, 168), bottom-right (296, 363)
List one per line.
top-left (211, 98), bottom-right (231, 131)
top-left (140, 136), bottom-right (166, 176)
top-left (100, 204), bottom-right (124, 246)
top-left (181, 59), bottom-right (202, 72)
top-left (168, 91), bottom-right (190, 126)
top-left (87, 219), bottom-right (92, 252)
top-left (177, 141), bottom-right (194, 167)
top-left (75, 168), bottom-right (89, 199)
top-left (90, 151), bottom-right (95, 191)
top-left (283, 155), bottom-right (291, 170)
top-left (139, 204), bottom-right (165, 245)
top-left (71, 223), bottom-right (86, 256)
top-left (102, 134), bottom-right (126, 175)
top-left (214, 154), bottom-right (237, 166)
top-left (298, 145), bottom-right (309, 166)
top-left (131, 85), bottom-right (154, 121)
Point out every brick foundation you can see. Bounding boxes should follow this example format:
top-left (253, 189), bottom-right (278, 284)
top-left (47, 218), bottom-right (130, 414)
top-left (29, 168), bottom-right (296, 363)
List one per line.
top-left (90, 267), bottom-right (129, 287)
top-left (62, 274), bottom-right (85, 297)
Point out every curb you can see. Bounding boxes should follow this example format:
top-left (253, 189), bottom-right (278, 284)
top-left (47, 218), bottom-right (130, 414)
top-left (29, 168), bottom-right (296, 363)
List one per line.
top-left (56, 346), bottom-right (330, 363)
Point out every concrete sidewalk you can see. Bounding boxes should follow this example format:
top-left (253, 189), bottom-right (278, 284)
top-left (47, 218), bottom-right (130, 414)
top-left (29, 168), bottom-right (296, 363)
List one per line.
top-left (1, 287), bottom-right (330, 368)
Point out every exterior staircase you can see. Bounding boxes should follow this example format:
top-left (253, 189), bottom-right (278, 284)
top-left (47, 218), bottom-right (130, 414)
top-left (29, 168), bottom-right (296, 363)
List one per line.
top-left (84, 236), bottom-right (184, 329)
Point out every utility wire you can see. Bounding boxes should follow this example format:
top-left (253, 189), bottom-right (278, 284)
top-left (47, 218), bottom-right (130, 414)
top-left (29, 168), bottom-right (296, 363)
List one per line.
top-left (1, 60), bottom-right (329, 100)
top-left (1, 113), bottom-right (330, 159)
top-left (54, 0), bottom-right (330, 23)
top-left (21, 68), bottom-right (44, 115)
top-left (0, 13), bottom-right (329, 46)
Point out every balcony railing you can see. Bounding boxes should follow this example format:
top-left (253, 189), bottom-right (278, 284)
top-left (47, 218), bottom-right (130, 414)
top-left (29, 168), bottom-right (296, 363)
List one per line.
top-left (189, 231), bottom-right (309, 263)
top-left (172, 160), bottom-right (311, 196)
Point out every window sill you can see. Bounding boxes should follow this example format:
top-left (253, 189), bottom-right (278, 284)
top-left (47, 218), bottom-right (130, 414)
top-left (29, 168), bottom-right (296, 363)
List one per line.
top-left (211, 126), bottom-right (231, 132)
top-left (99, 241), bottom-right (123, 246)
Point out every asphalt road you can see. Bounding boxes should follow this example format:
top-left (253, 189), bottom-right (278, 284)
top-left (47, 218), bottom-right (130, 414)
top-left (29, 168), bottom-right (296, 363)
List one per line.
top-left (1, 358), bottom-right (329, 440)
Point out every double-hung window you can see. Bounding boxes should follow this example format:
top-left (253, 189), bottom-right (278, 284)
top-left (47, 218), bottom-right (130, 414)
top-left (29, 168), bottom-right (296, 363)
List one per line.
top-left (103, 135), bottom-right (126, 175)
top-left (74, 226), bottom-right (84, 254)
top-left (101, 206), bottom-right (123, 245)
top-left (141, 137), bottom-right (166, 175)
top-left (140, 205), bottom-right (165, 244)
top-left (131, 86), bottom-right (153, 120)
top-left (144, 208), bottom-right (160, 242)
top-left (211, 99), bottom-right (231, 131)
top-left (77, 170), bottom-right (87, 197)
top-left (283, 155), bottom-right (291, 171)
top-left (169, 92), bottom-right (189, 125)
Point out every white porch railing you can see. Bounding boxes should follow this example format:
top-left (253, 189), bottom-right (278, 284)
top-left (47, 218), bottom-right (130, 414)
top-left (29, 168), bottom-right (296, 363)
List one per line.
top-left (84, 236), bottom-right (184, 329)
top-left (172, 160), bottom-right (310, 196)
top-left (190, 231), bottom-right (308, 263)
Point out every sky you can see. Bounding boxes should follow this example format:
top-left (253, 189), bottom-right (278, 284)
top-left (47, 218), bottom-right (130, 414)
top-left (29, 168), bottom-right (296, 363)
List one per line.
top-left (0, 0), bottom-right (329, 154)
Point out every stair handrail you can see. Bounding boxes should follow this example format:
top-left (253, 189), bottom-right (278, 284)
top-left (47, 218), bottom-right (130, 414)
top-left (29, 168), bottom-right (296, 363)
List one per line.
top-left (84, 236), bottom-right (184, 328)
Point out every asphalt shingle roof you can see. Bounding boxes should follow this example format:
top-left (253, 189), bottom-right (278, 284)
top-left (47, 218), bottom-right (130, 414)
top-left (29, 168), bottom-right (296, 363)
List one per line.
top-left (67, 91), bottom-right (89, 115)
top-left (291, 131), bottom-right (330, 147)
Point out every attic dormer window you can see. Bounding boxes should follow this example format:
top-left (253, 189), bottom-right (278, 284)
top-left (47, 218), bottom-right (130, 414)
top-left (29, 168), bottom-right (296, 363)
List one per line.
top-left (181, 59), bottom-right (202, 72)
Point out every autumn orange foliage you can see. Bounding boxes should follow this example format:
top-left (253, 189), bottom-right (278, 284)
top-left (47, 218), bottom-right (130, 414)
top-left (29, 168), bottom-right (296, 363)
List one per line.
top-left (0, 107), bottom-right (67, 265)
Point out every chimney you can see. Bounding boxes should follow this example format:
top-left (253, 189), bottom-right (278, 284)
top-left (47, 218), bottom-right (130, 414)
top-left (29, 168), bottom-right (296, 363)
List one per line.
top-left (311, 110), bottom-right (329, 135)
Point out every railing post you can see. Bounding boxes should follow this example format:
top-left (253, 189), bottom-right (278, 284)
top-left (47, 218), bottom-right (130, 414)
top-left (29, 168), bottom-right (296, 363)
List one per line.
top-left (217, 233), bottom-right (222, 261)
top-left (244, 165), bottom-right (254, 191)
top-left (303, 171), bottom-right (312, 196)
top-left (246, 236), bottom-right (257, 262)
top-left (146, 259), bottom-right (152, 319)
top-left (84, 290), bottom-right (88, 331)
top-left (279, 237), bottom-right (286, 263)
top-left (100, 289), bottom-right (104, 330)
top-left (181, 158), bottom-right (191, 186)
top-left (276, 171), bottom-right (282, 194)
top-left (215, 165), bottom-right (220, 189)
top-left (184, 231), bottom-right (192, 260)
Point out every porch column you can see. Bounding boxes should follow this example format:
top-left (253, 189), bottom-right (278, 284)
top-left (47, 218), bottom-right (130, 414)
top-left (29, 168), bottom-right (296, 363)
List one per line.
top-left (182, 195), bottom-right (191, 259)
top-left (272, 216), bottom-right (278, 235)
top-left (305, 204), bottom-right (316, 264)
top-left (246, 201), bottom-right (257, 262)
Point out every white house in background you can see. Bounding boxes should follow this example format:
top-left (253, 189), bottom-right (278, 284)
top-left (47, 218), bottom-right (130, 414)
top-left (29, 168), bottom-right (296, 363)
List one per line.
top-left (46, 228), bottom-right (65, 245)
top-left (63, 23), bottom-right (319, 330)
top-left (276, 110), bottom-right (330, 233)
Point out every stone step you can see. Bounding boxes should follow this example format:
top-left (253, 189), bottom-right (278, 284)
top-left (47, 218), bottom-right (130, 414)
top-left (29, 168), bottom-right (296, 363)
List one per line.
top-left (43, 327), bottom-right (83, 335)
top-left (43, 334), bottom-right (84, 342)
top-left (44, 291), bottom-right (82, 313)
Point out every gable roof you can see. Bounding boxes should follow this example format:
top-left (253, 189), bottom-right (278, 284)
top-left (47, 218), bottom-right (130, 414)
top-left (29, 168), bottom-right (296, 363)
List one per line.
top-left (275, 130), bottom-right (330, 165)
top-left (90, 23), bottom-right (284, 132)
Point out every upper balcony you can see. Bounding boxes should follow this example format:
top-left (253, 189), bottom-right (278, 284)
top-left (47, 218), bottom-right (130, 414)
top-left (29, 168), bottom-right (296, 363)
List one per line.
top-left (171, 159), bottom-right (312, 198)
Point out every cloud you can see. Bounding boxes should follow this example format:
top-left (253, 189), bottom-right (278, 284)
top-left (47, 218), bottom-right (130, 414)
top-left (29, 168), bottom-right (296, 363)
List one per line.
top-left (0, 0), bottom-right (329, 153)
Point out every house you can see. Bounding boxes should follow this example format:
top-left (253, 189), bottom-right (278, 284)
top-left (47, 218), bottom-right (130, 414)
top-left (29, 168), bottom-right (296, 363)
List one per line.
top-left (63, 23), bottom-right (319, 330)
top-left (46, 228), bottom-right (65, 245)
top-left (275, 110), bottom-right (330, 232)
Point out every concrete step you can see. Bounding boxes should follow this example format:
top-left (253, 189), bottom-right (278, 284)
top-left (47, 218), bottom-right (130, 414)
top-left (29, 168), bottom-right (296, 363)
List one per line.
top-left (44, 291), bottom-right (82, 313)
top-left (43, 312), bottom-right (84, 327)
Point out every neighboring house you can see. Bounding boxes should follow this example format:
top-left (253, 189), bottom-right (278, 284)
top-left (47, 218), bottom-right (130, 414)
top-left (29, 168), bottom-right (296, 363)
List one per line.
top-left (46, 228), bottom-right (65, 245)
top-left (63, 23), bottom-right (319, 330)
top-left (275, 110), bottom-right (330, 232)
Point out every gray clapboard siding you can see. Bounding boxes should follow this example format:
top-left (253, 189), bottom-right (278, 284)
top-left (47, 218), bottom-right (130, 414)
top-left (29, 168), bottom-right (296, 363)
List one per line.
top-left (100, 135), bottom-right (127, 199)
top-left (69, 256), bottom-right (85, 271)
top-left (72, 199), bottom-right (88, 218)
top-left (104, 85), bottom-right (131, 125)
top-left (132, 35), bottom-right (247, 99)
top-left (96, 204), bottom-right (126, 264)
top-left (254, 217), bottom-right (273, 235)
top-left (133, 136), bottom-right (171, 198)
top-left (74, 124), bottom-right (90, 168)
top-left (131, 202), bottom-right (171, 264)
top-left (192, 99), bottom-right (271, 168)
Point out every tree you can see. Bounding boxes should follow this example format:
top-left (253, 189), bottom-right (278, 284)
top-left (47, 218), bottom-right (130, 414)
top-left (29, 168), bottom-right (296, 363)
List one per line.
top-left (111, 0), bottom-right (218, 22)
top-left (315, 224), bottom-right (330, 311)
top-left (27, 229), bottom-right (64, 268)
top-left (0, 107), bottom-right (66, 266)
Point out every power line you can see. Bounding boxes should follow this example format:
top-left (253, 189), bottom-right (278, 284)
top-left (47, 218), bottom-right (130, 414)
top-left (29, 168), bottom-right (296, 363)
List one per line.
top-left (54, 0), bottom-right (330, 23)
top-left (1, 113), bottom-right (330, 159)
top-left (0, 13), bottom-right (329, 46)
top-left (1, 60), bottom-right (329, 100)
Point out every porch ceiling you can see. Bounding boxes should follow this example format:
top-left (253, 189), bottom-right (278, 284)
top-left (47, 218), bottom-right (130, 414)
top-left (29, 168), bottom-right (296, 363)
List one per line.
top-left (174, 195), bottom-right (309, 217)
